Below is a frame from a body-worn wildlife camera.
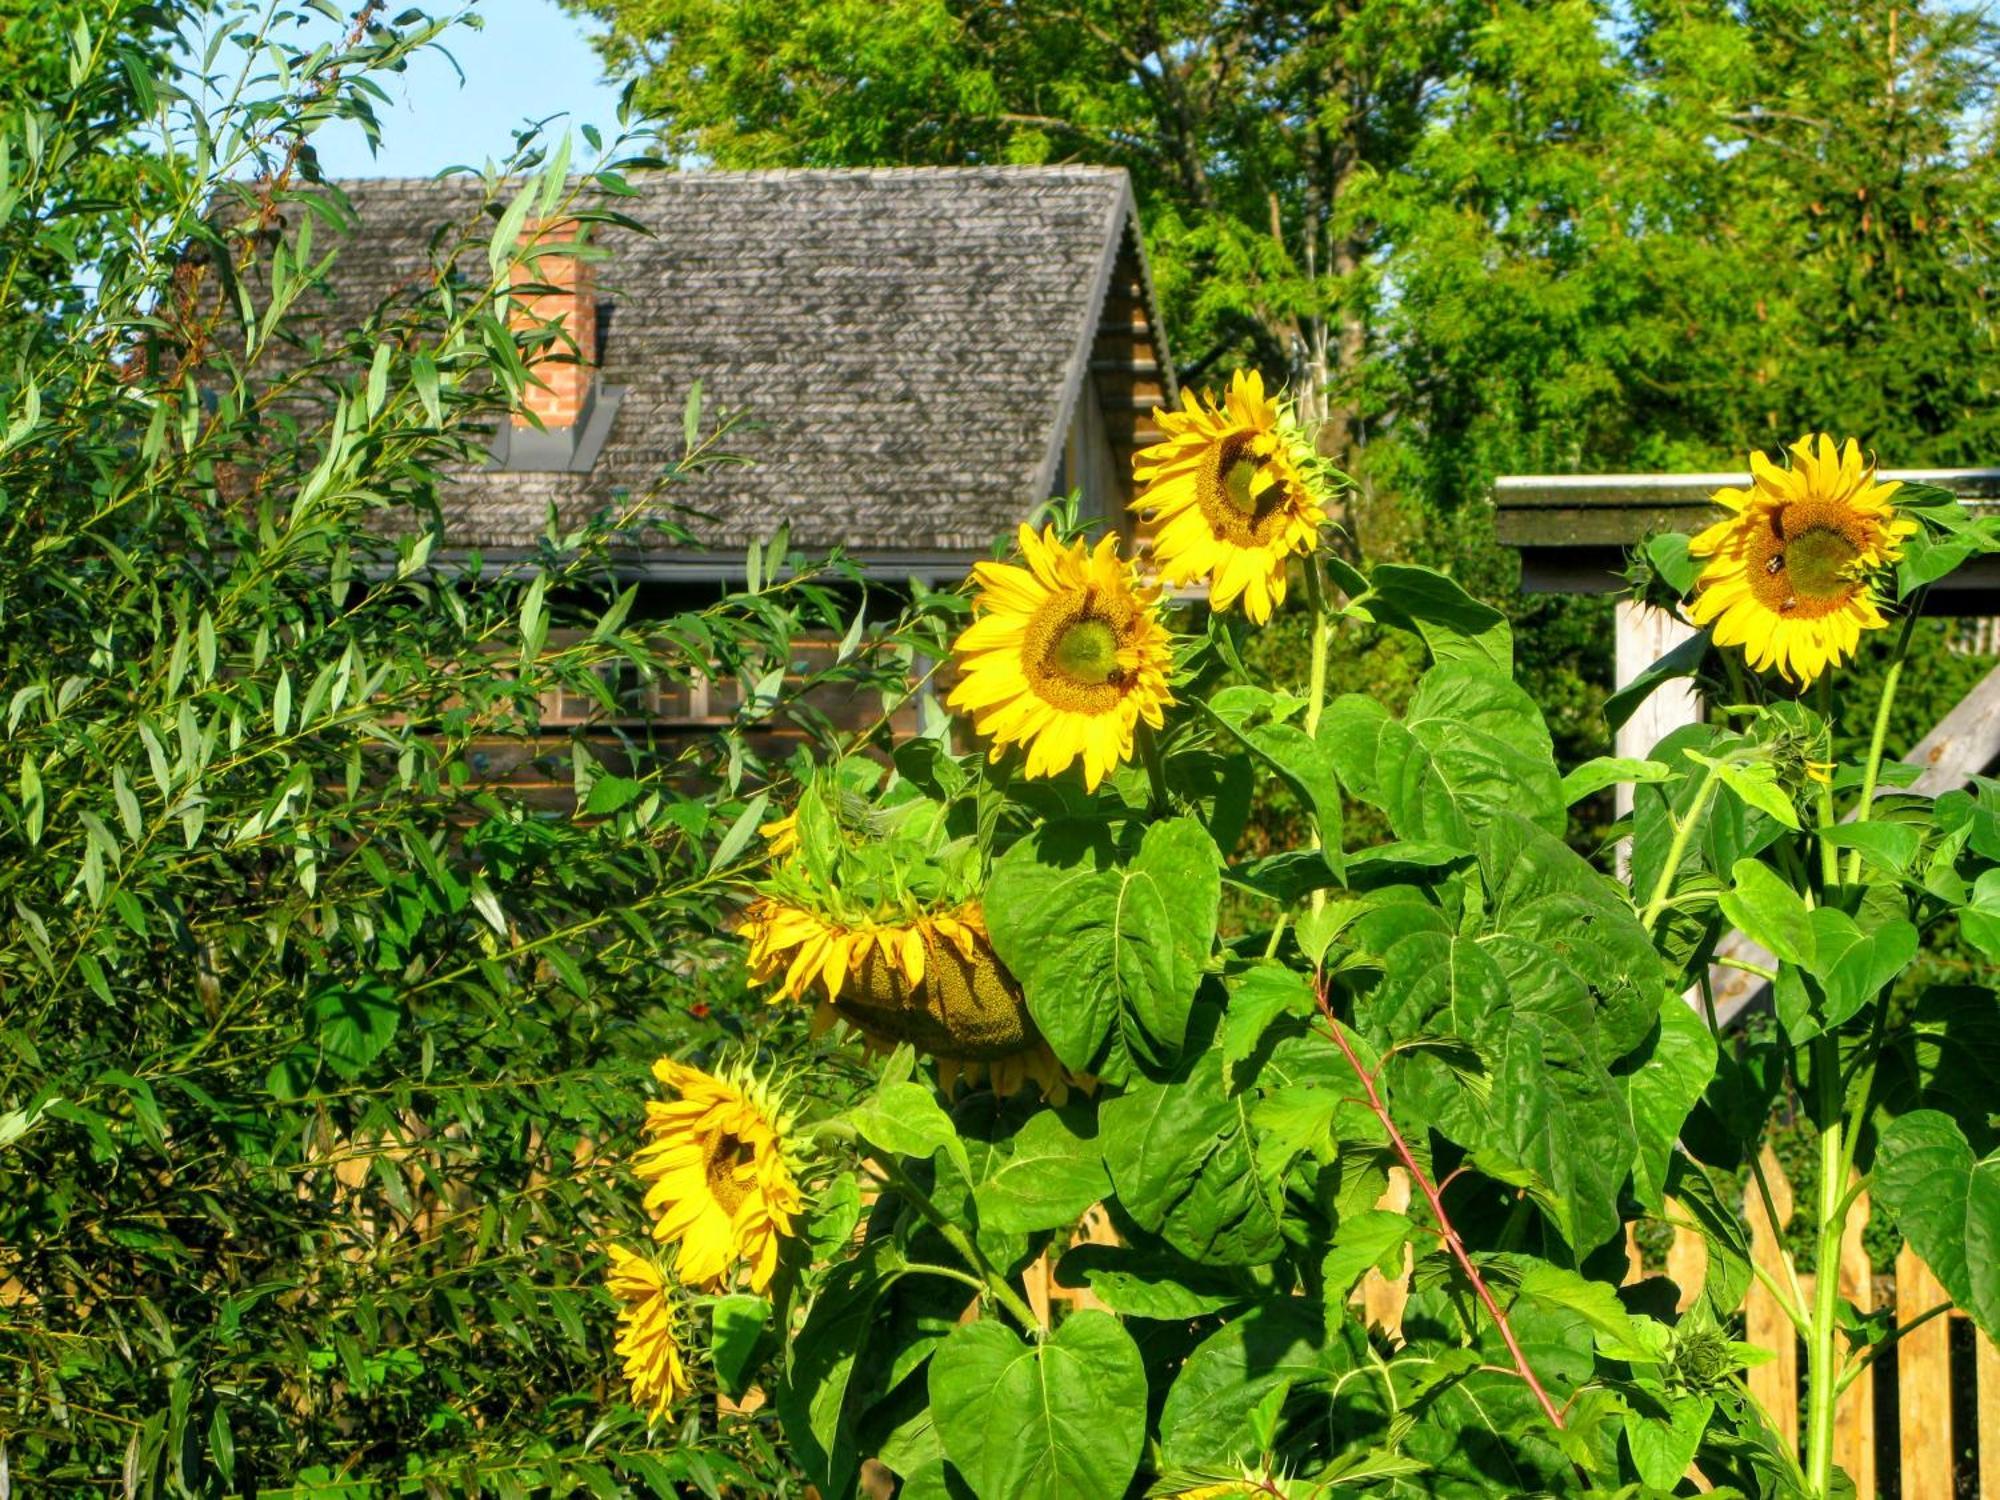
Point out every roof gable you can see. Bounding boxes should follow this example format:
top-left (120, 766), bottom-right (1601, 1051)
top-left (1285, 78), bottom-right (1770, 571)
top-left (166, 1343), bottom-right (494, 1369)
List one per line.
top-left (318, 166), bottom-right (1170, 568)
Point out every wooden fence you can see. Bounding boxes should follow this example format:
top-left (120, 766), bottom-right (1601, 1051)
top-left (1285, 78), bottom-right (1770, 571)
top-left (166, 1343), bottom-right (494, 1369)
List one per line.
top-left (1028, 1151), bottom-right (1999, 1497)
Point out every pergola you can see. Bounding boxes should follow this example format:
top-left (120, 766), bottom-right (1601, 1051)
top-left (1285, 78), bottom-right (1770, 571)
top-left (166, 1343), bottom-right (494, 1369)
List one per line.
top-left (1496, 468), bottom-right (2000, 1023)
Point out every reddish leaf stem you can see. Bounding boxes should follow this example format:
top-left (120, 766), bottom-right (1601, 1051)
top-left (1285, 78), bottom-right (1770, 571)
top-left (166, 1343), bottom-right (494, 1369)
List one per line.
top-left (1313, 976), bottom-right (1567, 1432)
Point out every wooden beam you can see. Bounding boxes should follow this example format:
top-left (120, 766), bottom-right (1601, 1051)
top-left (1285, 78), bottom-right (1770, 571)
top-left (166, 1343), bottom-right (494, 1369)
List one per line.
top-left (1905, 658), bottom-right (2000, 795)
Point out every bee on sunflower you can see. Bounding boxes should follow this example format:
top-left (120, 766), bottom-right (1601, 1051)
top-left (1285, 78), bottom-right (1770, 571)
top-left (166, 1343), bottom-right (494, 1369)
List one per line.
top-left (601, 1243), bottom-right (694, 1420)
top-left (631, 1057), bottom-right (804, 1293)
top-left (1130, 369), bottom-right (1333, 624)
top-left (738, 765), bottom-right (1072, 1099)
top-left (946, 522), bottom-right (1174, 791)
top-left (1689, 434), bottom-right (1918, 685)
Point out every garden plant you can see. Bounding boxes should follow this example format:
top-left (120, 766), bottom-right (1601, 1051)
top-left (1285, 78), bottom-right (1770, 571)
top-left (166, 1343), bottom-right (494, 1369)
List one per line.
top-left (615, 388), bottom-right (2000, 1498)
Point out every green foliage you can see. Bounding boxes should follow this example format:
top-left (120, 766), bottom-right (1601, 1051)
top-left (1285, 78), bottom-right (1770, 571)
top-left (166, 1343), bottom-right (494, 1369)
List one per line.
top-left (572, 0), bottom-right (2000, 837)
top-left (709, 477), bottom-right (1999, 1498)
top-left (0, 5), bottom-right (933, 1490)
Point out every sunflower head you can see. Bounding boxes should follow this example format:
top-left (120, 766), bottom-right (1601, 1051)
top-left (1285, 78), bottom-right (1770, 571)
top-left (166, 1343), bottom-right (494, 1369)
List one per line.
top-left (631, 1058), bottom-right (804, 1293)
top-left (946, 523), bottom-right (1174, 791)
top-left (1688, 434), bottom-right (1917, 685)
top-left (739, 763), bottom-right (1072, 1097)
top-left (743, 894), bottom-right (1071, 1100)
top-left (1130, 369), bottom-right (1329, 623)
top-left (603, 1244), bottom-right (694, 1420)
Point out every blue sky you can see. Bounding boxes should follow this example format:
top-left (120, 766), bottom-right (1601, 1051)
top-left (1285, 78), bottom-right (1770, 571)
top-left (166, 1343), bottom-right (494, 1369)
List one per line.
top-left (307, 0), bottom-right (629, 178)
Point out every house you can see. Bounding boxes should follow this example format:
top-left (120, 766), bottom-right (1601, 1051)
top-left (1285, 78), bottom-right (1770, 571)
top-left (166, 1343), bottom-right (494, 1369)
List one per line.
top-left (321, 166), bottom-right (1174, 584)
top-left (303, 166), bottom-right (1173, 752)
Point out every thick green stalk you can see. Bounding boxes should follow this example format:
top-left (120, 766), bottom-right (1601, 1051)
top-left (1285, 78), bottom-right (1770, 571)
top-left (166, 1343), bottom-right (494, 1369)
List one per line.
top-left (873, 1154), bottom-right (1043, 1333)
top-left (1639, 763), bottom-right (1722, 928)
top-left (1137, 720), bottom-right (1170, 816)
top-left (1843, 601), bottom-right (1921, 885)
top-left (1803, 1036), bottom-right (1847, 1497)
top-left (1303, 555), bottom-right (1333, 742)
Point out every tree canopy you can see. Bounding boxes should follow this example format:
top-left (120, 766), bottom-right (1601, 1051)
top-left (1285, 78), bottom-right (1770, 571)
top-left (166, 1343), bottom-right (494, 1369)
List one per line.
top-left (573, 0), bottom-right (2000, 763)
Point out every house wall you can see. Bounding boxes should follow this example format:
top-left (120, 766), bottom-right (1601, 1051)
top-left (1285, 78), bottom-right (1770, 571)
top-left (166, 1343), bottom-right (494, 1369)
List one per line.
top-left (1059, 371), bottom-right (1125, 524)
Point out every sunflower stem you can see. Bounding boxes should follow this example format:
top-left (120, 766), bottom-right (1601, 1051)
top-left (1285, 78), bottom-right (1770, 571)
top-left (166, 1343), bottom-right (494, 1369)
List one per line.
top-left (1803, 1034), bottom-right (1848, 1499)
top-left (1844, 596), bottom-right (1921, 885)
top-left (1811, 680), bottom-right (1842, 891)
top-left (1302, 556), bottom-right (1335, 916)
top-left (870, 1153), bottom-right (1043, 1334)
top-left (1639, 760), bottom-right (1721, 929)
top-left (1137, 721), bottom-right (1169, 816)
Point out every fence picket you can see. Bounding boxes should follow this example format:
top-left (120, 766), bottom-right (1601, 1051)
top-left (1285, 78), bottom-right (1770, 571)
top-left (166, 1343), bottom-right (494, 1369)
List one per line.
top-left (1980, 1330), bottom-right (2000, 1500)
top-left (1744, 1146), bottom-right (1800, 1455)
top-left (1897, 1245), bottom-right (1953, 1500)
top-left (1834, 1178), bottom-right (1875, 1497)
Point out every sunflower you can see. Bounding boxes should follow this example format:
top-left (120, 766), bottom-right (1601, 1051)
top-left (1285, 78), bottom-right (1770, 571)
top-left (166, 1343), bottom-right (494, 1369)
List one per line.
top-left (759, 809), bottom-right (799, 860)
top-left (632, 1059), bottom-right (803, 1293)
top-left (1689, 434), bottom-right (1917, 685)
top-left (603, 1244), bottom-right (693, 1420)
top-left (739, 896), bottom-right (1071, 1100)
top-left (1130, 370), bottom-right (1327, 623)
top-left (947, 524), bottom-right (1173, 790)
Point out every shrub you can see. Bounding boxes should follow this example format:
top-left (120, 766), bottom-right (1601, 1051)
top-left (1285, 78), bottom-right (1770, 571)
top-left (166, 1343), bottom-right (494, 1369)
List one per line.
top-left (0, 4), bottom-right (934, 1489)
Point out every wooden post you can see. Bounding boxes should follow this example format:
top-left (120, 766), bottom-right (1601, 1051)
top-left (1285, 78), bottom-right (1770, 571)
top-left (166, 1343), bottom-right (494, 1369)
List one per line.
top-left (1833, 1177), bottom-right (1875, 1497)
top-left (1897, 1245), bottom-right (1953, 1500)
top-left (1612, 600), bottom-right (1701, 875)
top-left (1744, 1146), bottom-right (1799, 1456)
top-left (1979, 1330), bottom-right (2000, 1500)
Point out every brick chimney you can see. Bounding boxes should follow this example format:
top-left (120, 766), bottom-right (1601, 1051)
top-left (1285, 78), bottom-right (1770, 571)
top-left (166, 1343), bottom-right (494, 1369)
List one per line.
top-left (510, 218), bottom-right (596, 429)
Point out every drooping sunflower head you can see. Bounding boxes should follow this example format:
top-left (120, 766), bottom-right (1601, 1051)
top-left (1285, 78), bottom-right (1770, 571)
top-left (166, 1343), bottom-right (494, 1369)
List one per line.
top-left (1130, 369), bottom-right (1329, 623)
top-left (603, 1243), bottom-right (694, 1420)
top-left (1688, 434), bottom-right (1917, 685)
top-left (740, 896), bottom-right (1070, 1100)
top-left (631, 1058), bottom-right (804, 1294)
top-left (946, 523), bottom-right (1173, 790)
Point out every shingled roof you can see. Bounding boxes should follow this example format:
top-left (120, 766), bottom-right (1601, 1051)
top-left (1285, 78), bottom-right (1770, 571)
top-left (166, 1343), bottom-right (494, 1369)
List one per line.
top-left (319, 167), bottom-right (1172, 576)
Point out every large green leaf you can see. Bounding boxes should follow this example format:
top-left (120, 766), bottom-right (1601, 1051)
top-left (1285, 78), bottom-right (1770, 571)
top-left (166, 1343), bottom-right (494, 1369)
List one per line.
top-left (1321, 662), bottom-right (1562, 846)
top-left (1098, 1043), bottom-right (1286, 1266)
top-left (850, 1079), bottom-right (971, 1181)
top-left (1801, 907), bottom-right (1917, 1032)
top-left (1053, 1240), bottom-right (1263, 1319)
top-left (1476, 814), bottom-right (1662, 1057)
top-left (1717, 858), bottom-right (1811, 968)
top-left (1206, 705), bottom-right (1346, 882)
top-left (1875, 985), bottom-right (2000, 1152)
top-left (1158, 1298), bottom-right (1350, 1470)
top-left (307, 979), bottom-right (401, 1081)
top-left (985, 818), bottom-right (1220, 1076)
top-left (1627, 994), bottom-right (1716, 1211)
top-left (1345, 563), bottom-right (1514, 674)
top-left (969, 1105), bottom-right (1108, 1234)
top-left (773, 1252), bottom-right (890, 1496)
top-left (927, 1310), bottom-right (1145, 1500)
top-left (1356, 925), bottom-right (1635, 1252)
top-left (1874, 1110), bottom-right (2000, 1341)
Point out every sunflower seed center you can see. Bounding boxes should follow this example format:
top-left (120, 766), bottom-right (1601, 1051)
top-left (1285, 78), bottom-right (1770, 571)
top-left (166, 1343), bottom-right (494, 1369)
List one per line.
top-left (1052, 618), bottom-right (1120, 685)
top-left (704, 1130), bottom-right (755, 1214)
top-left (1779, 525), bottom-right (1860, 598)
top-left (1223, 455), bottom-right (1264, 515)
